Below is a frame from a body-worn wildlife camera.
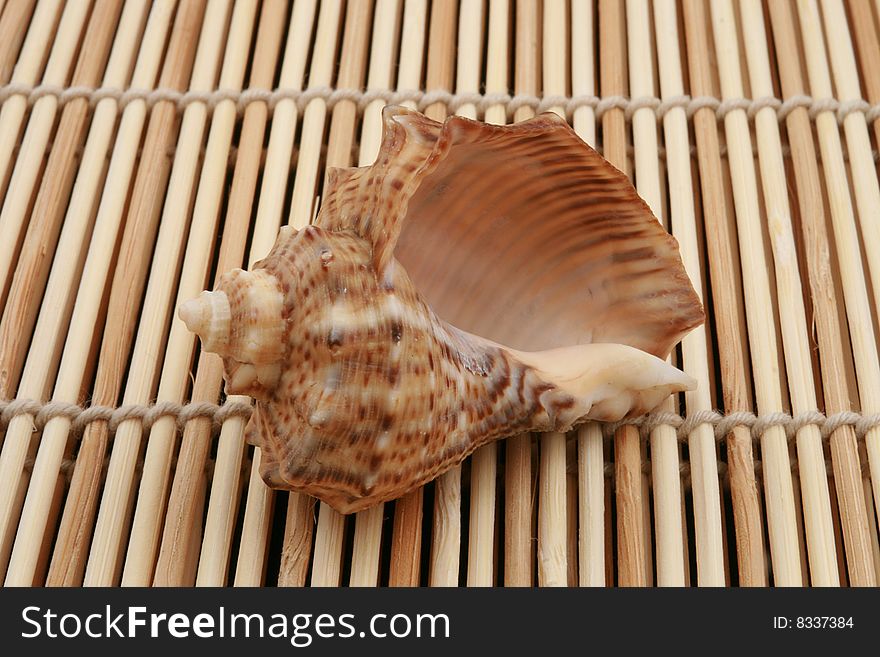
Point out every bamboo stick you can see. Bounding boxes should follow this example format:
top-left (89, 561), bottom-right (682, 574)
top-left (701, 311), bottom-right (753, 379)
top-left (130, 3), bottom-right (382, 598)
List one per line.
top-left (599, 0), bottom-right (647, 587)
top-left (845, 0), bottom-right (880, 583)
top-left (652, 3), bottom-right (687, 586)
top-left (687, 469), bottom-right (697, 584)
top-left (653, 0), bottom-right (726, 586)
top-left (360, 6), bottom-right (406, 159)
top-left (603, 462), bottom-right (614, 582)
top-left (599, 0), bottom-right (629, 170)
top-left (78, 0), bottom-right (218, 587)
top-left (231, 0), bottom-right (323, 587)
top-left (640, 420), bottom-right (653, 583)
top-left (538, 427), bottom-right (567, 586)
top-left (23, 470), bottom-right (54, 583)
top-left (864, 474), bottom-right (880, 577)
top-left (875, 0), bottom-right (880, 47)
top-left (708, 0), bottom-right (803, 586)
top-left (819, 0), bottom-right (880, 317)
top-left (43, 1), bottom-right (181, 587)
top-left (817, 0), bottom-right (880, 540)
top-left (1, 0), bottom-right (139, 587)
top-left (790, 469), bottom-right (810, 583)
top-left (847, 0), bottom-right (880, 150)
top-left (571, 0), bottom-right (606, 588)
top-left (349, 504), bottom-right (385, 585)
top-left (182, 470), bottom-right (208, 585)
top-left (577, 421), bottom-right (605, 586)
top-left (565, 438), bottom-right (578, 585)
top-left (571, 0), bottom-right (596, 147)
top-left (689, 154), bottom-right (718, 411)
top-left (0, 0), bottom-right (89, 307)
top-left (827, 475), bottom-right (849, 585)
top-left (286, 0), bottom-right (344, 229)
top-left (419, 0), bottom-right (459, 588)
top-left (422, 0), bottom-right (458, 123)
top-left (535, 0), bottom-right (567, 588)
top-left (504, 0), bottom-right (539, 588)
top-left (0, 0), bottom-right (61, 202)
top-left (734, 0), bottom-right (839, 586)
top-left (466, 0), bottom-right (507, 588)
top-left (626, 0), bottom-right (686, 587)
top-left (766, 0), bottom-right (876, 587)
top-left (396, 0), bottom-right (427, 106)
top-left (28, 473), bottom-right (63, 585)
top-left (278, 492), bottom-right (315, 587)
top-left (453, 0), bottom-right (483, 120)
top-left (0, 0), bottom-right (37, 85)
top-left (154, 0), bottom-right (288, 588)
top-left (626, 0), bottom-right (662, 210)
top-left (0, 0), bottom-right (124, 401)
top-left (303, 0), bottom-right (374, 589)
top-left (681, 0), bottom-right (766, 586)
top-left (795, 0), bottom-right (880, 577)
top-left (119, 0), bottom-right (257, 587)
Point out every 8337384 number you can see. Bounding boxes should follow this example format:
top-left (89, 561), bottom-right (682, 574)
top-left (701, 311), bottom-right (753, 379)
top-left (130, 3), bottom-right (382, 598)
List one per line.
top-left (797, 617), bottom-right (853, 629)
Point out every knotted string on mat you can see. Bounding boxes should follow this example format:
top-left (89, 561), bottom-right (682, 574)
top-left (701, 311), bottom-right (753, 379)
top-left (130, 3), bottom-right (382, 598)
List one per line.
top-left (0, 398), bottom-right (253, 435)
top-left (604, 408), bottom-right (880, 443)
top-left (2, 398), bottom-right (880, 445)
top-left (2, 82), bottom-right (879, 126)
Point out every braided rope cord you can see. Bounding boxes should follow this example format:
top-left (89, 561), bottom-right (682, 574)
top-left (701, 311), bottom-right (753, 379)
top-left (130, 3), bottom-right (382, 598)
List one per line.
top-left (2, 82), bottom-right (880, 125)
top-left (1, 398), bottom-right (879, 445)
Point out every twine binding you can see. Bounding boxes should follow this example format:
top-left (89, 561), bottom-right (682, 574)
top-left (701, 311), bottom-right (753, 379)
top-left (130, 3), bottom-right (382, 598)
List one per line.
top-left (0, 398), bottom-right (253, 435)
top-left (604, 408), bottom-right (880, 443)
top-left (2, 82), bottom-right (880, 126)
top-left (2, 398), bottom-right (879, 445)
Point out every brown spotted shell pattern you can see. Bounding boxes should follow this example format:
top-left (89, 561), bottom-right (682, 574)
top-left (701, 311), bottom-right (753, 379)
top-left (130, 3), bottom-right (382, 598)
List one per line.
top-left (179, 106), bottom-right (705, 514)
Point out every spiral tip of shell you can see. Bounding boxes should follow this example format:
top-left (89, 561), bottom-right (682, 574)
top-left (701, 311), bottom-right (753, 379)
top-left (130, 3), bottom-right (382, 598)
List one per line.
top-left (179, 290), bottom-right (231, 354)
top-left (178, 297), bottom-right (204, 332)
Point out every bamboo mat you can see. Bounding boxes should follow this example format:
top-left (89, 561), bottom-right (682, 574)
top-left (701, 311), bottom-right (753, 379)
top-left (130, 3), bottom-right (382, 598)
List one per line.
top-left (0, 0), bottom-right (879, 587)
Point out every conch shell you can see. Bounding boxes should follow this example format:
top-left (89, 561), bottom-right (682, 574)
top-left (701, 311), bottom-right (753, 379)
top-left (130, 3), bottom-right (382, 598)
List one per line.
top-left (180, 106), bottom-right (704, 514)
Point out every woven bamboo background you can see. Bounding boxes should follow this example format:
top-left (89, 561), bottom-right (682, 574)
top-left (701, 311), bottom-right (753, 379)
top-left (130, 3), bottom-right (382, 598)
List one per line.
top-left (0, 0), bottom-right (879, 587)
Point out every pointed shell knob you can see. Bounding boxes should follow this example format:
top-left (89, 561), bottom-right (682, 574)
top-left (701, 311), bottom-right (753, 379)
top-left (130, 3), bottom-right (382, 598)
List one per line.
top-left (179, 290), bottom-right (231, 354)
top-left (180, 268), bottom-right (285, 374)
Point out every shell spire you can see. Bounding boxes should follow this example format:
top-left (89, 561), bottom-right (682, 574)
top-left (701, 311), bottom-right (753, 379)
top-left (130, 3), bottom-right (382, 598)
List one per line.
top-left (180, 106), bottom-right (704, 513)
top-left (180, 266), bottom-right (286, 395)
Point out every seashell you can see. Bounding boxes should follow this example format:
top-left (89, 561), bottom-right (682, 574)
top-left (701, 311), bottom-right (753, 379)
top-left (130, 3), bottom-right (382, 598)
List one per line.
top-left (179, 106), bottom-right (704, 514)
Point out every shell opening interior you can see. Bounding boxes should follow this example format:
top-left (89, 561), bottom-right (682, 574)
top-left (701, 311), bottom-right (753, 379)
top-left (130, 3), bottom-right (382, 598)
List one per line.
top-left (392, 118), bottom-right (703, 357)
